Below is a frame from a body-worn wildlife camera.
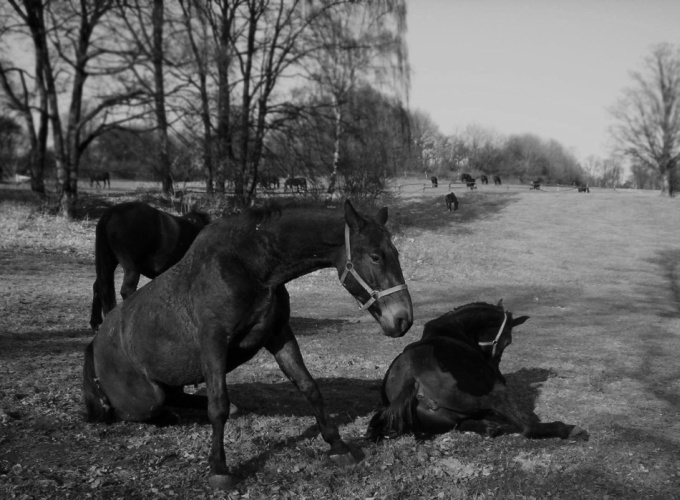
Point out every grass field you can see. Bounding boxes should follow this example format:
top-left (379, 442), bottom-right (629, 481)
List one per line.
top-left (1, 181), bottom-right (680, 499)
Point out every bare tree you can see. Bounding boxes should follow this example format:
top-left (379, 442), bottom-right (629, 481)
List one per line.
top-left (610, 43), bottom-right (680, 196)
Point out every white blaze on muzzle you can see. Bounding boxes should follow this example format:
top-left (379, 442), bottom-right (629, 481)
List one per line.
top-left (339, 224), bottom-right (408, 311)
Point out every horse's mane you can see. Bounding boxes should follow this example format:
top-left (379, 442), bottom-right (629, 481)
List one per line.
top-left (452, 301), bottom-right (503, 313)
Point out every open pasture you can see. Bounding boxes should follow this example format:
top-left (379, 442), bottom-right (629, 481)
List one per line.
top-left (1, 183), bottom-right (680, 499)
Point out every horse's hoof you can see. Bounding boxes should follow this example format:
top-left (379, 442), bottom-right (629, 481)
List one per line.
top-left (568, 426), bottom-right (589, 441)
top-left (208, 474), bottom-right (236, 491)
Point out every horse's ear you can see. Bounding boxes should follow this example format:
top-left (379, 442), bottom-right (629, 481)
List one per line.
top-left (376, 207), bottom-right (388, 225)
top-left (344, 199), bottom-right (365, 232)
top-left (512, 315), bottom-right (530, 327)
top-left (497, 299), bottom-right (503, 309)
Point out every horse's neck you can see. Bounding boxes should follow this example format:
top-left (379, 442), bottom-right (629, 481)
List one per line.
top-left (262, 213), bottom-right (344, 286)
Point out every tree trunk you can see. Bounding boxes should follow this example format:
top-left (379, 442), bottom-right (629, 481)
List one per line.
top-left (152, 0), bottom-right (172, 194)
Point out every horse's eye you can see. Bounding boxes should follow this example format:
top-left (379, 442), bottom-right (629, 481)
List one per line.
top-left (370, 254), bottom-right (381, 264)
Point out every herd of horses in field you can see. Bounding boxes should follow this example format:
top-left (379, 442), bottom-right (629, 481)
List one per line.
top-left (79, 195), bottom-right (588, 490)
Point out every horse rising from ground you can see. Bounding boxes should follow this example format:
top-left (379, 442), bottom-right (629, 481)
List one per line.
top-left (89, 202), bottom-right (210, 331)
top-left (366, 301), bottom-right (588, 441)
top-left (284, 177), bottom-right (307, 192)
top-left (430, 176), bottom-right (438, 188)
top-left (493, 175), bottom-right (502, 185)
top-left (90, 171), bottom-right (110, 188)
top-left (578, 184), bottom-right (590, 193)
top-left (83, 200), bottom-right (413, 491)
top-left (480, 174), bottom-right (489, 185)
top-left (460, 173), bottom-right (474, 183)
top-left (445, 192), bottom-right (459, 211)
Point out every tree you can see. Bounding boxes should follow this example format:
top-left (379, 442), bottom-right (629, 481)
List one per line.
top-left (0, 114), bottom-right (23, 180)
top-left (609, 43), bottom-right (680, 196)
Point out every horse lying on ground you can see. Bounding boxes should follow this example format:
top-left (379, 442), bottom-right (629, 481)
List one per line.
top-left (366, 300), bottom-right (588, 442)
top-left (445, 192), bottom-right (459, 211)
top-left (90, 172), bottom-right (111, 188)
top-left (83, 200), bottom-right (413, 491)
top-left (89, 201), bottom-right (210, 331)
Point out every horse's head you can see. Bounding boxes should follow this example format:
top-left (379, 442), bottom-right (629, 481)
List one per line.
top-left (473, 300), bottom-right (530, 364)
top-left (337, 200), bottom-right (413, 338)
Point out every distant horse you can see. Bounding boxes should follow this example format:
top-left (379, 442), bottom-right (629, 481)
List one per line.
top-left (530, 180), bottom-right (541, 190)
top-left (466, 180), bottom-right (477, 190)
top-left (367, 301), bottom-right (588, 441)
top-left (14, 173), bottom-right (31, 184)
top-left (480, 174), bottom-right (488, 185)
top-left (83, 200), bottom-right (413, 491)
top-left (460, 173), bottom-right (474, 183)
top-left (578, 184), bottom-right (590, 193)
top-left (445, 192), bottom-right (459, 211)
top-left (259, 175), bottom-right (280, 190)
top-left (430, 176), bottom-right (438, 188)
top-left (494, 176), bottom-right (502, 185)
top-left (89, 202), bottom-right (210, 332)
top-left (90, 172), bottom-right (111, 188)
top-left (284, 177), bottom-right (307, 193)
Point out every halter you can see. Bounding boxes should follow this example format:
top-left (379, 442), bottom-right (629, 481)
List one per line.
top-left (339, 224), bottom-right (408, 311)
top-left (477, 312), bottom-right (508, 358)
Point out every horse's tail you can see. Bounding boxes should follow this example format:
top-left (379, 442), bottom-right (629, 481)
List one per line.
top-left (90, 210), bottom-right (118, 331)
top-left (82, 341), bottom-right (115, 423)
top-left (366, 378), bottom-right (419, 440)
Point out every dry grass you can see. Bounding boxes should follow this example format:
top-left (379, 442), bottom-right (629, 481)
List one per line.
top-left (1, 181), bottom-right (680, 499)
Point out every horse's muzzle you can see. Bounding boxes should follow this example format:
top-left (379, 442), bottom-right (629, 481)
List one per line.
top-left (376, 289), bottom-right (413, 338)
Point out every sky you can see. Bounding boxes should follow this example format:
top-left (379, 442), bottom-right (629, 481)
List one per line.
top-left (406, 0), bottom-right (680, 162)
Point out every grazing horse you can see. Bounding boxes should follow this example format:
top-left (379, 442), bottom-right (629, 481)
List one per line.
top-left (90, 172), bottom-right (111, 188)
top-left (366, 301), bottom-right (588, 441)
top-left (466, 180), bottom-right (477, 190)
top-left (445, 192), bottom-right (459, 211)
top-left (89, 202), bottom-right (210, 332)
top-left (460, 173), bottom-right (474, 183)
top-left (493, 175), bottom-right (502, 185)
top-left (284, 177), bottom-right (307, 193)
top-left (83, 200), bottom-right (413, 491)
top-left (578, 184), bottom-right (590, 193)
top-left (259, 175), bottom-right (280, 190)
top-left (430, 176), bottom-right (438, 188)
top-left (480, 174), bottom-right (489, 185)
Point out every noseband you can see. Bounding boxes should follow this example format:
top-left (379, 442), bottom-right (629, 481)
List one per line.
top-left (477, 312), bottom-right (508, 358)
top-left (339, 224), bottom-right (408, 311)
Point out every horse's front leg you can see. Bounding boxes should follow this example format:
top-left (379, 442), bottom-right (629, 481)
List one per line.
top-left (266, 325), bottom-right (358, 465)
top-left (120, 268), bottom-right (140, 300)
top-left (200, 334), bottom-right (235, 491)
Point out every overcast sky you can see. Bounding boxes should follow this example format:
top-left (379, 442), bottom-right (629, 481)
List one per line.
top-left (406, 0), bottom-right (680, 161)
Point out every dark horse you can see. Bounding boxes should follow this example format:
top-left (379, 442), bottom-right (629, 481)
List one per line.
top-left (460, 173), bottom-right (474, 183)
top-left (259, 174), bottom-right (280, 190)
top-left (83, 200), bottom-right (413, 491)
top-left (480, 174), bottom-right (489, 185)
top-left (367, 301), bottom-right (588, 441)
top-left (530, 180), bottom-right (541, 190)
top-left (284, 177), bottom-right (307, 192)
top-left (89, 202), bottom-right (210, 331)
top-left (445, 192), bottom-right (459, 211)
top-left (494, 175), bottom-right (502, 185)
top-left (578, 184), bottom-right (590, 193)
top-left (430, 176), bottom-right (438, 188)
top-left (466, 180), bottom-right (477, 190)
top-left (89, 171), bottom-right (110, 188)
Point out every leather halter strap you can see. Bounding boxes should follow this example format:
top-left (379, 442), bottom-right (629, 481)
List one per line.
top-left (477, 312), bottom-right (508, 358)
top-left (339, 224), bottom-right (408, 311)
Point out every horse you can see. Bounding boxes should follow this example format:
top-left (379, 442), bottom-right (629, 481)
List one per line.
top-left (466, 180), bottom-right (477, 190)
top-left (578, 184), bottom-right (590, 193)
top-left (460, 173), bottom-right (474, 183)
top-left (90, 171), bottom-right (111, 188)
top-left (480, 174), bottom-right (488, 185)
top-left (259, 174), bottom-right (280, 190)
top-left (530, 181), bottom-right (541, 190)
top-left (82, 200), bottom-right (413, 491)
top-left (430, 176), bottom-right (438, 188)
top-left (445, 192), bottom-right (459, 211)
top-left (284, 177), bottom-right (307, 193)
top-left (493, 175), bottom-right (502, 186)
top-left (89, 202), bottom-right (211, 332)
top-left (366, 301), bottom-right (588, 442)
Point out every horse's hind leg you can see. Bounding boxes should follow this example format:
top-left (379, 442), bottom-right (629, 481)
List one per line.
top-left (120, 268), bottom-right (141, 300)
top-left (266, 324), bottom-right (357, 465)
